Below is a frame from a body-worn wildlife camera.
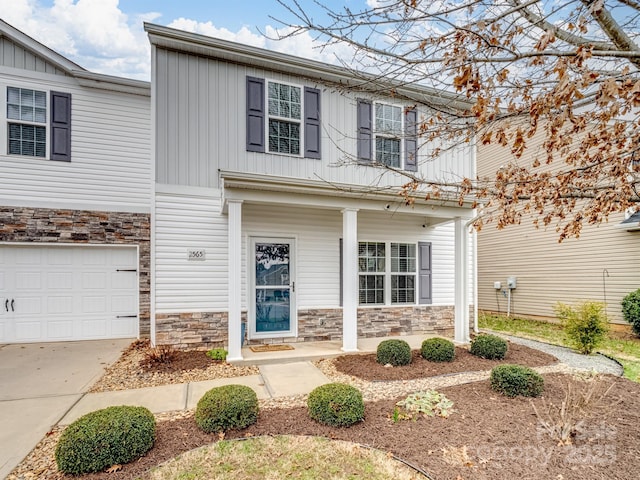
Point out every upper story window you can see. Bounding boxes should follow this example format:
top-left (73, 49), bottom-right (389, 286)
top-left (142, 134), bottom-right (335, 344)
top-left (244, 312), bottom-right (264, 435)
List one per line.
top-left (7, 87), bottom-right (47, 158)
top-left (3, 86), bottom-right (72, 162)
top-left (246, 76), bottom-right (321, 159)
top-left (374, 103), bottom-right (402, 168)
top-left (357, 99), bottom-right (418, 172)
top-left (268, 81), bottom-right (301, 155)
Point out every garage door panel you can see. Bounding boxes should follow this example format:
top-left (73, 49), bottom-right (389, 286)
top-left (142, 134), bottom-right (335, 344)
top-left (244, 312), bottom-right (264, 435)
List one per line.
top-left (82, 272), bottom-right (107, 289)
top-left (47, 272), bottom-right (74, 289)
top-left (47, 296), bottom-right (73, 314)
top-left (82, 319), bottom-right (107, 338)
top-left (112, 295), bottom-right (135, 312)
top-left (16, 272), bottom-right (42, 290)
top-left (1, 246), bottom-right (139, 343)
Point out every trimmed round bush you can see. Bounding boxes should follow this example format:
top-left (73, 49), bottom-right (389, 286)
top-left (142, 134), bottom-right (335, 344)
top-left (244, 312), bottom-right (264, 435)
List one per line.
top-left (55, 405), bottom-right (155, 475)
top-left (421, 337), bottom-right (455, 362)
top-left (622, 289), bottom-right (640, 336)
top-left (307, 383), bottom-right (365, 427)
top-left (376, 339), bottom-right (412, 366)
top-left (195, 384), bottom-right (259, 433)
top-left (470, 334), bottom-right (508, 360)
top-left (490, 364), bottom-right (544, 398)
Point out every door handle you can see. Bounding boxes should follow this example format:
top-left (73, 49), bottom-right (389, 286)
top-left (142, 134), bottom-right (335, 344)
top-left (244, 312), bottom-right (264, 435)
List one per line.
top-left (4, 299), bottom-right (7, 312)
top-left (11, 299), bottom-right (15, 312)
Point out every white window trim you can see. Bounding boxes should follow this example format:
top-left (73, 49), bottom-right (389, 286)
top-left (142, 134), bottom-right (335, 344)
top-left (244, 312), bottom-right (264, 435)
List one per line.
top-left (373, 101), bottom-right (404, 169)
top-left (1, 83), bottom-right (50, 160)
top-left (265, 79), bottom-right (305, 157)
top-left (358, 240), bottom-right (417, 306)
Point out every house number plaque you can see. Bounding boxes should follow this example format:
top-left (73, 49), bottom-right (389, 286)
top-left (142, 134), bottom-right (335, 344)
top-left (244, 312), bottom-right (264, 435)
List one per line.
top-left (187, 249), bottom-right (206, 261)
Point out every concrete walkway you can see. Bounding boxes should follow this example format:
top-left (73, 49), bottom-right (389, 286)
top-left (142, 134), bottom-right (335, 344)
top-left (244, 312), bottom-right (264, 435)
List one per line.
top-left (59, 361), bottom-right (331, 425)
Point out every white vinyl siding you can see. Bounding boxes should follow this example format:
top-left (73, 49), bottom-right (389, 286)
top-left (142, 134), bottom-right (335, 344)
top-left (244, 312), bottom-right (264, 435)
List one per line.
top-left (0, 75), bottom-right (150, 212)
top-left (154, 193), bottom-right (461, 312)
top-left (0, 37), bottom-right (68, 75)
top-left (154, 48), bottom-right (474, 189)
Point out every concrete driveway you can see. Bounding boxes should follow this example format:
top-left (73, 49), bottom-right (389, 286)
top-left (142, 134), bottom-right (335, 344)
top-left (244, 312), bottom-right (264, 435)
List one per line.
top-left (0, 339), bottom-right (131, 479)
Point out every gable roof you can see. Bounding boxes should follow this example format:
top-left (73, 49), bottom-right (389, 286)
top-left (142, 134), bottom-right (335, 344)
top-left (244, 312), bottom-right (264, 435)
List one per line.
top-left (0, 19), bottom-right (149, 96)
top-left (143, 22), bottom-right (469, 111)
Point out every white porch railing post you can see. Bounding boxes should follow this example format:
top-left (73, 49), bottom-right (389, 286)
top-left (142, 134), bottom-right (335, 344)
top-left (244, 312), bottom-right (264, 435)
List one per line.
top-left (227, 199), bottom-right (243, 361)
top-left (454, 217), bottom-right (470, 343)
top-left (342, 208), bottom-right (359, 352)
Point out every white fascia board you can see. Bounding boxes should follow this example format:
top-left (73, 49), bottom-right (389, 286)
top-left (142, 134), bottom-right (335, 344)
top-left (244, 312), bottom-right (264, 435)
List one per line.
top-left (219, 170), bottom-right (474, 218)
top-left (143, 23), bottom-right (469, 110)
top-left (73, 71), bottom-right (150, 97)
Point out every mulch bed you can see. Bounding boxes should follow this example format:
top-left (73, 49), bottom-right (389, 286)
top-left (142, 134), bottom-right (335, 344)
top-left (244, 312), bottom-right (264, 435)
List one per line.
top-left (333, 342), bottom-right (557, 381)
top-left (80, 373), bottom-right (640, 480)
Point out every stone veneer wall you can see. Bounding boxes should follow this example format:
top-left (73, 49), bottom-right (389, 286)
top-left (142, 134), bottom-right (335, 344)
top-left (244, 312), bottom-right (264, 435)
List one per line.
top-left (155, 305), bottom-right (457, 349)
top-left (0, 207), bottom-right (151, 336)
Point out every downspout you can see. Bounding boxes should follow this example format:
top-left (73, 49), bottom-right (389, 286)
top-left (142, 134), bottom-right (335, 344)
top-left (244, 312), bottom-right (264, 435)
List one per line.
top-left (465, 215), bottom-right (479, 334)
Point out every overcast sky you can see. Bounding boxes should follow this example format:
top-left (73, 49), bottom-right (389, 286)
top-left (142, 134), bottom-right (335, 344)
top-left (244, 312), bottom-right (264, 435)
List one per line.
top-left (2, 0), bottom-right (369, 80)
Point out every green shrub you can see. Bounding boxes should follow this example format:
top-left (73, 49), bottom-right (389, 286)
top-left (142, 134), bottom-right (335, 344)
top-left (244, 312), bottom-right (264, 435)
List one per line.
top-left (195, 384), bottom-right (259, 433)
top-left (206, 347), bottom-right (228, 361)
top-left (470, 334), bottom-right (508, 360)
top-left (554, 301), bottom-right (608, 354)
top-left (396, 390), bottom-right (455, 418)
top-left (55, 405), bottom-right (155, 475)
top-left (490, 364), bottom-right (544, 397)
top-left (376, 339), bottom-right (412, 366)
top-left (421, 338), bottom-right (455, 362)
top-left (307, 383), bottom-right (365, 427)
top-left (622, 289), bottom-right (640, 336)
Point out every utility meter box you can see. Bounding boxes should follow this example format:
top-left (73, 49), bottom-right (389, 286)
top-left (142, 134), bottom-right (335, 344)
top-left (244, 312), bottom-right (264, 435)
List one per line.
top-left (507, 276), bottom-right (517, 289)
top-left (493, 281), bottom-right (502, 289)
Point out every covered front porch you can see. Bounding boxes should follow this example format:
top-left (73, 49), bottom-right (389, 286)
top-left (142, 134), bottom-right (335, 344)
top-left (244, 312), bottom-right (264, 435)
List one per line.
top-left (221, 171), bottom-right (475, 362)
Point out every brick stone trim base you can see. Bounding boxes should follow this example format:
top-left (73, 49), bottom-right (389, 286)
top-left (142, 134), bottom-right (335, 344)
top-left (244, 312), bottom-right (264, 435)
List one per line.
top-left (155, 305), bottom-right (458, 349)
top-left (0, 207), bottom-right (151, 336)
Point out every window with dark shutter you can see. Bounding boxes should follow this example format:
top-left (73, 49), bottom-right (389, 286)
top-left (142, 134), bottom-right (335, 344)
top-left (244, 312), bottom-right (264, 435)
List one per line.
top-left (50, 91), bottom-right (71, 162)
top-left (356, 99), bottom-right (372, 162)
top-left (246, 76), bottom-right (265, 152)
top-left (418, 242), bottom-right (433, 304)
top-left (404, 107), bottom-right (417, 172)
top-left (304, 87), bottom-right (321, 159)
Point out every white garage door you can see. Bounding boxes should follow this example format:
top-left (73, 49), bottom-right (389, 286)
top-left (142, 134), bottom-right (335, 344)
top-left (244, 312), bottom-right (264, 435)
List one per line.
top-left (0, 245), bottom-right (139, 343)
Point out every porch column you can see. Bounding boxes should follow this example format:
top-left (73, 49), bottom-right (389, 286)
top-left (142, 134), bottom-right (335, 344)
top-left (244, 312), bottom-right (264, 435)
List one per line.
top-left (342, 208), bottom-right (359, 352)
top-left (227, 199), bottom-right (243, 362)
top-left (454, 217), bottom-right (470, 343)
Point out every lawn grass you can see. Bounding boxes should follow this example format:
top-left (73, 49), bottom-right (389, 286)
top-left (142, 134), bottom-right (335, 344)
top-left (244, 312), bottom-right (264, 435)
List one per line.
top-left (147, 435), bottom-right (423, 480)
top-left (479, 313), bottom-right (640, 382)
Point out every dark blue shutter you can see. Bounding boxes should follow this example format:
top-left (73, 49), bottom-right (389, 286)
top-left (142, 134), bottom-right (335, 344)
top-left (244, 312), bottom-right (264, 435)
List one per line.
top-left (418, 242), bottom-right (432, 304)
top-left (357, 99), bottom-right (372, 162)
top-left (304, 87), bottom-right (321, 159)
top-left (404, 107), bottom-right (417, 172)
top-left (50, 91), bottom-right (71, 162)
top-left (246, 76), bottom-right (265, 152)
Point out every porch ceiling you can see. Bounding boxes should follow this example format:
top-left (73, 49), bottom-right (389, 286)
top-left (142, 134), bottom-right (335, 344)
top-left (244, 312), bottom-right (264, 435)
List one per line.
top-left (219, 170), bottom-right (475, 222)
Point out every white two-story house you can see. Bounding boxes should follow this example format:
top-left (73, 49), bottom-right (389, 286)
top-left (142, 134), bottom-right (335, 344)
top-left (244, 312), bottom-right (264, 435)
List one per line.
top-left (0, 20), bottom-right (151, 343)
top-left (145, 24), bottom-right (476, 361)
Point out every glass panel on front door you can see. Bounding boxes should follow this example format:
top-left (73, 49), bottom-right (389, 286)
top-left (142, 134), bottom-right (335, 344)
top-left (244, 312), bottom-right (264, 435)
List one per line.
top-left (255, 243), bottom-right (291, 333)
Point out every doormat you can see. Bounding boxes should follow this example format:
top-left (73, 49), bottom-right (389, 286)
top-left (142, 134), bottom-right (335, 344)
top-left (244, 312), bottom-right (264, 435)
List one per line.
top-left (249, 344), bottom-right (295, 353)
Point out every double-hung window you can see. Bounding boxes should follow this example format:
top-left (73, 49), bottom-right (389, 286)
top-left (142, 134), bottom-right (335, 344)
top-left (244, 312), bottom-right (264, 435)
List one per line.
top-left (358, 241), bottom-right (417, 305)
top-left (7, 87), bottom-right (47, 158)
top-left (356, 99), bottom-right (418, 171)
top-left (374, 103), bottom-right (402, 168)
top-left (246, 76), bottom-right (321, 159)
top-left (267, 81), bottom-right (301, 155)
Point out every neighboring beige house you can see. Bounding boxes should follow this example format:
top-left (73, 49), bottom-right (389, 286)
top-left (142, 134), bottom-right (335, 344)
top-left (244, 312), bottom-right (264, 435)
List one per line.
top-left (477, 140), bottom-right (640, 324)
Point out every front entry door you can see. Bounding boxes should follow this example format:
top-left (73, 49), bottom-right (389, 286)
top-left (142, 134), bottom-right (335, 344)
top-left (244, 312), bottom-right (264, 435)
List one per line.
top-left (251, 238), bottom-right (296, 338)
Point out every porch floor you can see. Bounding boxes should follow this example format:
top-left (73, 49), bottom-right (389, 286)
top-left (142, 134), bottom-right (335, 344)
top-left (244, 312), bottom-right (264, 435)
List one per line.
top-left (232, 334), bottom-right (435, 366)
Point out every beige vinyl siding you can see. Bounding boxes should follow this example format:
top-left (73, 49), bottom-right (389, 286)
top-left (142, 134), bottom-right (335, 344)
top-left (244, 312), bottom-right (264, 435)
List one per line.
top-left (0, 74), bottom-right (150, 212)
top-left (477, 141), bottom-right (640, 323)
top-left (154, 47), bottom-right (474, 190)
top-left (0, 37), bottom-right (68, 75)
